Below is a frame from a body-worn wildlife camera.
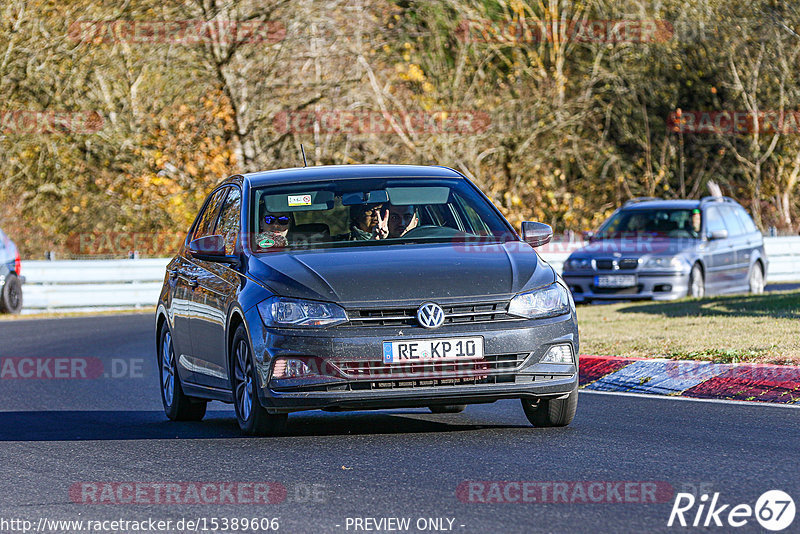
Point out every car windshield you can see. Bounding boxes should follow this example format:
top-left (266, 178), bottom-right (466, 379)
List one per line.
top-left (249, 177), bottom-right (515, 251)
top-left (597, 208), bottom-right (700, 239)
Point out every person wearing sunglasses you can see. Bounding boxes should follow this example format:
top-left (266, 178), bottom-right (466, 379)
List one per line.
top-left (255, 212), bottom-right (294, 249)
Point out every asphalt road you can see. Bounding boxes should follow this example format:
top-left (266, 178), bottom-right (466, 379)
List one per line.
top-left (0, 314), bottom-right (798, 534)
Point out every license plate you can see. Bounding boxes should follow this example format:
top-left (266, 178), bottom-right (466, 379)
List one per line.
top-left (382, 337), bottom-right (484, 364)
top-left (594, 275), bottom-right (637, 288)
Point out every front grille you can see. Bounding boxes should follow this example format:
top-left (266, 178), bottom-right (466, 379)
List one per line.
top-left (321, 353), bottom-right (528, 391)
top-left (344, 300), bottom-right (515, 327)
top-left (595, 258), bottom-right (639, 271)
top-left (332, 352), bottom-right (527, 380)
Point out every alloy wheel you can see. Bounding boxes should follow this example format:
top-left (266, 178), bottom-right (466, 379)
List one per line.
top-left (234, 339), bottom-right (253, 422)
top-left (161, 331), bottom-right (175, 408)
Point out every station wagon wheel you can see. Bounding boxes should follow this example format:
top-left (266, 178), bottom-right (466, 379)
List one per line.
top-left (688, 264), bottom-right (704, 298)
top-left (0, 273), bottom-right (22, 314)
top-left (748, 262), bottom-right (765, 294)
top-left (231, 324), bottom-right (287, 436)
top-left (158, 325), bottom-right (207, 421)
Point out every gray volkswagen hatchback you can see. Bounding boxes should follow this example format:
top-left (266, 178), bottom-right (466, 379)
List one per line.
top-left (563, 197), bottom-right (767, 302)
top-left (156, 165), bottom-right (579, 435)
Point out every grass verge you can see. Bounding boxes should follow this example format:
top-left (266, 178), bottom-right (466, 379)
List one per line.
top-left (577, 290), bottom-right (800, 365)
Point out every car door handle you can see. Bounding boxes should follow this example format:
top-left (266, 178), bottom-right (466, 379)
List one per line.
top-left (188, 278), bottom-right (198, 289)
top-left (167, 269), bottom-right (179, 280)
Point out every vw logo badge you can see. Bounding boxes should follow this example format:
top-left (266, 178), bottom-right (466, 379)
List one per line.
top-left (417, 302), bottom-right (445, 329)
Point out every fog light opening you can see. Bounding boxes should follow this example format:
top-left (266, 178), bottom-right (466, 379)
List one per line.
top-left (540, 344), bottom-right (574, 364)
top-left (272, 357), bottom-right (319, 379)
top-left (654, 284), bottom-right (672, 293)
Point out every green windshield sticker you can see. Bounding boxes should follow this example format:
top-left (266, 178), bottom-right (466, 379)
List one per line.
top-left (258, 238), bottom-right (275, 248)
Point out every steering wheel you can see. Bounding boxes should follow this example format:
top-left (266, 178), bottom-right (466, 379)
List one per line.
top-left (401, 225), bottom-right (462, 239)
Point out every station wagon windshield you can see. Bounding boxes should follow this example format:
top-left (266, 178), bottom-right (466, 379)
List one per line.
top-left (597, 209), bottom-right (699, 239)
top-left (250, 178), bottom-right (515, 251)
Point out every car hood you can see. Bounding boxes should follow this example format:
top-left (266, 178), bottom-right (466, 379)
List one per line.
top-left (570, 237), bottom-right (697, 258)
top-left (246, 242), bottom-right (555, 306)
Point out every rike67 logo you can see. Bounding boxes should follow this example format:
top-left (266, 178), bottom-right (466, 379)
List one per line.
top-left (668, 490), bottom-right (795, 531)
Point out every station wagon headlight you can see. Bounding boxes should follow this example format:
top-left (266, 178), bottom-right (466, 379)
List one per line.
top-left (258, 297), bottom-right (348, 327)
top-left (508, 283), bottom-right (571, 319)
top-left (564, 258), bottom-right (593, 271)
top-left (642, 256), bottom-right (686, 271)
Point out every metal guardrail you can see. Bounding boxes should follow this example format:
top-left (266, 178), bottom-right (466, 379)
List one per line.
top-left (16, 237), bottom-right (800, 312)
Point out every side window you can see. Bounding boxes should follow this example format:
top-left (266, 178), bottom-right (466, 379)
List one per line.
top-left (720, 206), bottom-right (745, 236)
top-left (704, 207), bottom-right (726, 236)
top-left (456, 193), bottom-right (491, 234)
top-left (191, 189), bottom-right (228, 241)
top-left (215, 187), bottom-right (242, 255)
top-left (735, 206), bottom-right (759, 234)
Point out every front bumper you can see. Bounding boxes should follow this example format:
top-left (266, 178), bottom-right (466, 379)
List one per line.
top-left (244, 306), bottom-right (579, 413)
top-left (563, 271), bottom-right (690, 302)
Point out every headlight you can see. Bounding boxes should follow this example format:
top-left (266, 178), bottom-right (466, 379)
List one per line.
top-left (508, 283), bottom-right (571, 319)
top-left (641, 256), bottom-right (686, 271)
top-left (564, 258), bottom-right (593, 271)
top-left (257, 297), bottom-right (348, 327)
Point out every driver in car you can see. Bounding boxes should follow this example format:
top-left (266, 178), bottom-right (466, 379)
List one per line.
top-left (388, 204), bottom-right (419, 238)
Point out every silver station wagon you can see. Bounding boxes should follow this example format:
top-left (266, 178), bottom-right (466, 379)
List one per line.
top-left (562, 197), bottom-right (767, 302)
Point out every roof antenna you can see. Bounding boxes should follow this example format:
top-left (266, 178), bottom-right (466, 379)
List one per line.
top-left (300, 144), bottom-right (308, 167)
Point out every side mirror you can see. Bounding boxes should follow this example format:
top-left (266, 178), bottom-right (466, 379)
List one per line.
top-left (582, 230), bottom-right (596, 242)
top-left (708, 229), bottom-right (728, 241)
top-left (188, 235), bottom-right (238, 264)
top-left (521, 221), bottom-right (553, 247)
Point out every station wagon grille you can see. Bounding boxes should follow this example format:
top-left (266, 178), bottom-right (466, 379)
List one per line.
top-left (344, 301), bottom-right (515, 327)
top-left (595, 258), bottom-right (639, 270)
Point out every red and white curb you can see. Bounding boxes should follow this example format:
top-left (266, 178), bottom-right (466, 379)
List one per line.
top-left (579, 355), bottom-right (800, 404)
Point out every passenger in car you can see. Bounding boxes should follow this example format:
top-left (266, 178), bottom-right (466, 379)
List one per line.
top-left (388, 204), bottom-right (419, 238)
top-left (255, 211), bottom-right (294, 249)
top-left (342, 203), bottom-right (389, 240)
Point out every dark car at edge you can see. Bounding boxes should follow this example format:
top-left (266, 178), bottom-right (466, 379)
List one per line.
top-left (155, 165), bottom-right (579, 435)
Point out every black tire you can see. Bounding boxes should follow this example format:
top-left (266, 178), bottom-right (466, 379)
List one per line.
top-left (688, 263), bottom-right (705, 298)
top-left (158, 324), bottom-right (207, 421)
top-left (428, 404), bottom-right (466, 414)
top-left (748, 262), bottom-right (765, 294)
top-left (0, 273), bottom-right (22, 314)
top-left (521, 384), bottom-right (578, 427)
top-left (231, 325), bottom-right (287, 436)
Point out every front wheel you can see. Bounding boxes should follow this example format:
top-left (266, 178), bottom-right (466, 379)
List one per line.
top-left (521, 385), bottom-right (578, 427)
top-left (0, 273), bottom-right (22, 314)
top-left (159, 325), bottom-right (207, 421)
top-left (688, 264), bottom-right (705, 298)
top-left (748, 262), bottom-right (765, 294)
top-left (231, 325), bottom-right (287, 436)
